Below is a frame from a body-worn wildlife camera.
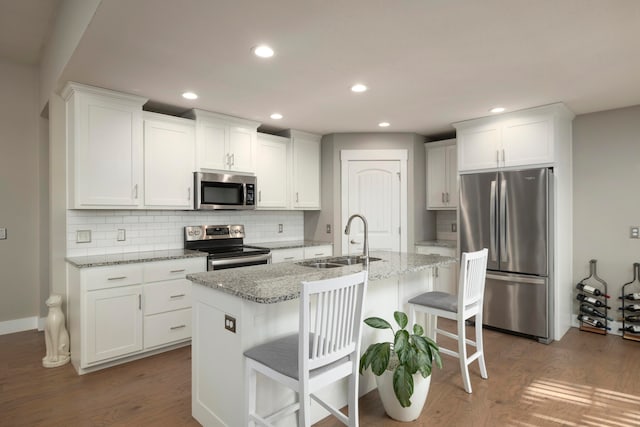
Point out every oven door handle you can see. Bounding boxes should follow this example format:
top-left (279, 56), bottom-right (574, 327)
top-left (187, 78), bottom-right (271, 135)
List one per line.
top-left (209, 253), bottom-right (272, 268)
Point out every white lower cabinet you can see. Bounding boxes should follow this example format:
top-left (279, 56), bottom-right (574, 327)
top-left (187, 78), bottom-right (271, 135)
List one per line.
top-left (303, 245), bottom-right (333, 259)
top-left (415, 245), bottom-right (457, 295)
top-left (69, 257), bottom-right (205, 374)
top-left (270, 245), bottom-right (333, 263)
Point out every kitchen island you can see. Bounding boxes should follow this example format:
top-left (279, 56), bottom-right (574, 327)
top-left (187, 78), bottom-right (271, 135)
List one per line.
top-left (187, 251), bottom-right (454, 427)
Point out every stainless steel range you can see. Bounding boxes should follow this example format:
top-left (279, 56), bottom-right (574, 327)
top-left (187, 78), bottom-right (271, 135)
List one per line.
top-left (184, 225), bottom-right (271, 271)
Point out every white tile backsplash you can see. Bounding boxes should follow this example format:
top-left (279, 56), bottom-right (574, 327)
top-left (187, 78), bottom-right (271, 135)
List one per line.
top-left (66, 209), bottom-right (304, 256)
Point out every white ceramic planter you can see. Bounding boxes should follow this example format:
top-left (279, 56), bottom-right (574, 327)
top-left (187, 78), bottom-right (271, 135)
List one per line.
top-left (375, 369), bottom-right (432, 422)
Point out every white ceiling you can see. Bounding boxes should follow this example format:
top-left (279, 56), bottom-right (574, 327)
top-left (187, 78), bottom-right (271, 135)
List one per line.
top-left (7, 0), bottom-right (640, 136)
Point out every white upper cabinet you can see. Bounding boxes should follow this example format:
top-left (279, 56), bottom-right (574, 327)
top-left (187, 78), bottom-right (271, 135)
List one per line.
top-left (454, 103), bottom-right (573, 173)
top-left (283, 130), bottom-right (322, 210)
top-left (63, 82), bottom-right (147, 209)
top-left (256, 133), bottom-right (290, 209)
top-left (426, 140), bottom-right (457, 210)
top-left (187, 109), bottom-right (260, 173)
top-left (143, 112), bottom-right (195, 209)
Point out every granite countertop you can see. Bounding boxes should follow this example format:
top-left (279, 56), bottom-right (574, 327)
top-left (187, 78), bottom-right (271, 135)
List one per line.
top-left (66, 249), bottom-right (207, 268)
top-left (186, 251), bottom-right (454, 304)
top-left (252, 240), bottom-right (332, 250)
top-left (415, 240), bottom-right (456, 249)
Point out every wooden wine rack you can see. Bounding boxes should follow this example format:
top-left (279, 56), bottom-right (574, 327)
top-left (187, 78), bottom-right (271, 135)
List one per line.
top-left (576, 259), bottom-right (609, 335)
top-left (620, 263), bottom-right (640, 342)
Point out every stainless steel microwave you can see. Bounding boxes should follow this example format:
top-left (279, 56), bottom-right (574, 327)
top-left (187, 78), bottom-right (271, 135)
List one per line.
top-left (194, 172), bottom-right (256, 210)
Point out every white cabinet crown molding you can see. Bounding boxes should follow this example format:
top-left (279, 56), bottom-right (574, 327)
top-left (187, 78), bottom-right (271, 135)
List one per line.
top-left (452, 102), bottom-right (574, 130)
top-left (184, 108), bottom-right (261, 129)
top-left (61, 81), bottom-right (148, 105)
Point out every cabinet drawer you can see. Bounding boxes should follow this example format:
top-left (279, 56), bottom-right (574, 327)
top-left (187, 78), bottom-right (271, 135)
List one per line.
top-left (83, 264), bottom-right (143, 291)
top-left (144, 258), bottom-right (205, 283)
top-left (144, 308), bottom-right (191, 349)
top-left (271, 248), bottom-right (304, 263)
top-left (415, 245), bottom-right (456, 257)
top-left (144, 279), bottom-right (192, 315)
top-left (303, 245), bottom-right (333, 259)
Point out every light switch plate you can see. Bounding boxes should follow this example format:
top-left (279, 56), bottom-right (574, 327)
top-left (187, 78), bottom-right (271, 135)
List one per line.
top-left (225, 315), bottom-right (236, 333)
top-left (117, 229), bottom-right (126, 241)
top-left (76, 230), bottom-right (91, 243)
top-left (278, 224), bottom-right (283, 233)
top-left (326, 224), bottom-right (332, 234)
top-left (0, 228), bottom-right (6, 240)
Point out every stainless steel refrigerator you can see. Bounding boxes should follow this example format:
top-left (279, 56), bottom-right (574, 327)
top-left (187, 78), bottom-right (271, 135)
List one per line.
top-left (459, 168), bottom-right (553, 343)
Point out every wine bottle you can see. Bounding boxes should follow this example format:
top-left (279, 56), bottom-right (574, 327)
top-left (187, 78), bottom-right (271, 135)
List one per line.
top-left (624, 314), bottom-right (640, 322)
top-left (576, 294), bottom-right (611, 308)
top-left (619, 325), bottom-right (640, 334)
top-left (576, 282), bottom-right (610, 298)
top-left (577, 314), bottom-right (610, 330)
top-left (619, 304), bottom-right (640, 312)
top-left (579, 304), bottom-right (613, 321)
top-left (619, 292), bottom-right (640, 301)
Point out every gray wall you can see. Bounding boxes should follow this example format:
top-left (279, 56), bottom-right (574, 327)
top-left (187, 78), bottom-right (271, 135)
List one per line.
top-left (0, 60), bottom-right (45, 323)
top-left (305, 133), bottom-right (436, 254)
top-left (573, 105), bottom-right (640, 318)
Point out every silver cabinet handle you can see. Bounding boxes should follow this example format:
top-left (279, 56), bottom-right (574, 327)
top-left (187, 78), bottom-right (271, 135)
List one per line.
top-left (435, 266), bottom-right (439, 278)
top-left (350, 240), bottom-right (360, 244)
top-left (231, 153), bottom-right (235, 166)
top-left (133, 184), bottom-right (139, 199)
top-left (441, 192), bottom-right (445, 203)
top-left (188, 187), bottom-right (191, 201)
top-left (502, 149), bottom-right (505, 163)
top-left (314, 253), bottom-right (323, 256)
top-left (138, 294), bottom-right (141, 310)
top-left (296, 192), bottom-right (299, 203)
top-left (170, 324), bottom-right (186, 330)
top-left (284, 256), bottom-right (294, 260)
top-left (170, 269), bottom-right (186, 273)
top-left (108, 276), bottom-right (127, 281)
top-left (226, 153), bottom-right (230, 167)
top-left (170, 293), bottom-right (186, 299)
top-left (496, 150), bottom-right (500, 166)
top-left (258, 190), bottom-right (261, 202)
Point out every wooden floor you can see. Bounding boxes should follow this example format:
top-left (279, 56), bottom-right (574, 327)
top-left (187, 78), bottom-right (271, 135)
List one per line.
top-left (2, 321), bottom-right (640, 426)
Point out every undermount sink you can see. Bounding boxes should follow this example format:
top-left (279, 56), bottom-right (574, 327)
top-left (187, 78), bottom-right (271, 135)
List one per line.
top-left (296, 256), bottom-right (381, 269)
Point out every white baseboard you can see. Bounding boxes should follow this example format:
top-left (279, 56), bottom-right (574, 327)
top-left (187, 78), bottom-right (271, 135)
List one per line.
top-left (0, 316), bottom-right (39, 335)
top-left (38, 317), bottom-right (46, 331)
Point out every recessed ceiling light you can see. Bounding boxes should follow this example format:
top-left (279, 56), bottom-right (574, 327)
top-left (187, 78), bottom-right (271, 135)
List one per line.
top-left (378, 122), bottom-right (390, 128)
top-left (270, 113), bottom-right (283, 120)
top-left (253, 45), bottom-right (274, 58)
top-left (182, 92), bottom-right (198, 100)
top-left (351, 83), bottom-right (368, 93)
top-left (490, 107), bottom-right (505, 113)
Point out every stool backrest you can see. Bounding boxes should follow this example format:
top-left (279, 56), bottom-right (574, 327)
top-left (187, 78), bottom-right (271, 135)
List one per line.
top-left (458, 249), bottom-right (489, 311)
top-left (300, 271), bottom-right (368, 372)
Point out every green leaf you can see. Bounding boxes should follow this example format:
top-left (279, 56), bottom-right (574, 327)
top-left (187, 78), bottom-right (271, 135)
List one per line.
top-left (416, 351), bottom-right (432, 377)
top-left (360, 343), bottom-right (386, 374)
top-left (364, 317), bottom-right (392, 330)
top-left (393, 365), bottom-right (414, 408)
top-left (413, 323), bottom-right (424, 336)
top-left (394, 311), bottom-right (408, 329)
top-left (403, 346), bottom-right (419, 375)
top-left (370, 342), bottom-right (391, 376)
top-left (394, 330), bottom-right (409, 360)
top-left (411, 335), bottom-right (429, 354)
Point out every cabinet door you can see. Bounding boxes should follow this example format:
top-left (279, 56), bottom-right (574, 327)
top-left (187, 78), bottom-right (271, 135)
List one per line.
top-left (426, 146), bottom-right (447, 209)
top-left (256, 135), bottom-right (289, 209)
top-left (84, 285), bottom-right (143, 364)
top-left (304, 245), bottom-right (333, 259)
top-left (502, 114), bottom-right (554, 168)
top-left (434, 264), bottom-right (457, 295)
top-left (228, 126), bottom-right (256, 173)
top-left (292, 137), bottom-right (321, 209)
top-left (445, 145), bottom-right (458, 208)
top-left (144, 116), bottom-right (195, 208)
top-left (74, 94), bottom-right (143, 207)
top-left (198, 121), bottom-right (228, 170)
top-left (457, 124), bottom-right (500, 172)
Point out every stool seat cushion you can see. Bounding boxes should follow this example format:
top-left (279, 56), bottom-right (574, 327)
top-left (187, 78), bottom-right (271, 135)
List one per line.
top-left (244, 334), bottom-right (347, 380)
top-left (408, 291), bottom-right (457, 313)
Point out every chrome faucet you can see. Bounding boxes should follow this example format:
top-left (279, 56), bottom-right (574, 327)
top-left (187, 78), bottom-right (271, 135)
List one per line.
top-left (345, 214), bottom-right (369, 268)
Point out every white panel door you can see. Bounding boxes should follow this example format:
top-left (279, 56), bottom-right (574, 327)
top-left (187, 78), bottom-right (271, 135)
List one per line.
top-left (144, 117), bottom-right (195, 208)
top-left (198, 121), bottom-right (228, 170)
top-left (344, 160), bottom-right (401, 253)
top-left (84, 285), bottom-right (143, 364)
top-left (256, 134), bottom-right (289, 209)
top-left (228, 126), bottom-right (256, 172)
top-left (77, 99), bottom-right (143, 206)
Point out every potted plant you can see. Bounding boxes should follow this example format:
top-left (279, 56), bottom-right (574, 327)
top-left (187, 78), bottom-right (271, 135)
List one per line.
top-left (359, 311), bottom-right (442, 422)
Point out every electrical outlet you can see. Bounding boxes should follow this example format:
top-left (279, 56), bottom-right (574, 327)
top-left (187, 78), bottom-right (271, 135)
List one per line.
top-left (278, 224), bottom-right (283, 233)
top-left (0, 227), bottom-right (6, 240)
top-left (76, 230), bottom-right (91, 243)
top-left (451, 223), bottom-right (457, 233)
top-left (326, 224), bottom-right (332, 234)
top-left (117, 229), bottom-right (126, 241)
top-left (224, 315), bottom-right (236, 333)
top-left (631, 226), bottom-right (640, 239)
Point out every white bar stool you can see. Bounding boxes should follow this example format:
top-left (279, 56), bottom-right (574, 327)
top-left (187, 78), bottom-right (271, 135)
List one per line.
top-left (408, 249), bottom-right (488, 393)
top-left (244, 271), bottom-right (368, 426)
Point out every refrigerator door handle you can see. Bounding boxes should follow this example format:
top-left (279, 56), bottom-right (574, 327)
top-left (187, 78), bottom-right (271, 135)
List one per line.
top-left (490, 180), bottom-right (497, 262)
top-left (486, 272), bottom-right (546, 285)
top-left (500, 178), bottom-right (508, 263)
